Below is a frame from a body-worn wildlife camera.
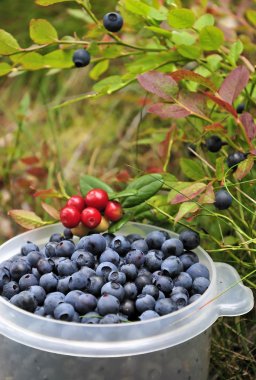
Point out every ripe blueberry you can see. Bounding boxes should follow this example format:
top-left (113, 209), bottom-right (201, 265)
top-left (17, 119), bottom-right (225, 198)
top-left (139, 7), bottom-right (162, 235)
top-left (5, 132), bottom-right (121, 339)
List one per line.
top-left (214, 189), bottom-right (232, 210)
top-left (227, 152), bottom-right (247, 169)
top-left (103, 12), bottom-right (123, 33)
top-left (72, 49), bottom-right (91, 68)
top-left (205, 135), bottom-right (223, 153)
top-left (179, 230), bottom-right (200, 250)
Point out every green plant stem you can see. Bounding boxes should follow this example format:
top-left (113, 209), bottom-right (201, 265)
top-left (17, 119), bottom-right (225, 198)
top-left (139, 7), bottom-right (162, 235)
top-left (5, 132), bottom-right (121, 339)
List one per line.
top-left (76, 0), bottom-right (99, 25)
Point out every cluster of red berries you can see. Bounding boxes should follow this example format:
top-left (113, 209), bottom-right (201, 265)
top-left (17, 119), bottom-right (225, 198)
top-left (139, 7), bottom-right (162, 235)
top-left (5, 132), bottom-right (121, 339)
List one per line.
top-left (60, 189), bottom-right (123, 234)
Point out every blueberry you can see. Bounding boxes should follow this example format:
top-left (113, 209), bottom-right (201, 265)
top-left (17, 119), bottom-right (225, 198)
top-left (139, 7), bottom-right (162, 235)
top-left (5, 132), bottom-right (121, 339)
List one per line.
top-left (125, 249), bottom-right (145, 268)
top-left (120, 263), bottom-right (138, 281)
top-left (123, 282), bottom-right (138, 300)
top-left (32, 268), bottom-right (41, 280)
top-left (36, 258), bottom-right (54, 275)
top-left (179, 230), bottom-right (200, 250)
top-left (96, 262), bottom-right (118, 279)
top-left (126, 233), bottom-right (143, 243)
top-left (171, 286), bottom-right (189, 298)
top-left (71, 250), bottom-right (96, 269)
top-left (97, 294), bottom-right (120, 316)
top-left (161, 256), bottom-right (183, 277)
top-left (57, 276), bottom-right (71, 294)
top-left (179, 252), bottom-right (199, 270)
top-left (34, 306), bottom-right (46, 316)
top-left (227, 151), bottom-right (246, 169)
top-left (186, 263), bottom-right (210, 280)
top-left (110, 236), bottom-right (131, 256)
top-left (157, 290), bottom-right (165, 300)
top-left (131, 239), bottom-right (149, 253)
top-left (214, 189), bottom-right (232, 210)
top-left (0, 268), bottom-right (10, 290)
top-left (161, 238), bottom-right (184, 257)
top-left (154, 275), bottom-right (173, 294)
top-left (152, 270), bottom-right (164, 283)
top-left (86, 275), bottom-right (105, 296)
top-left (101, 281), bottom-right (125, 301)
top-left (99, 248), bottom-right (120, 266)
top-left (155, 298), bottom-right (177, 316)
top-left (102, 232), bottom-right (116, 247)
top-left (56, 240), bottom-right (75, 258)
top-left (79, 266), bottom-right (96, 279)
top-left (54, 302), bottom-right (75, 321)
top-left (192, 277), bottom-right (210, 294)
top-left (2, 281), bottom-right (19, 299)
top-left (135, 274), bottom-right (152, 292)
top-left (10, 291), bottom-right (37, 312)
top-left (21, 241), bottom-right (39, 256)
top-left (81, 312), bottom-right (101, 324)
top-left (28, 285), bottom-right (46, 305)
top-left (39, 272), bottom-right (58, 293)
top-left (68, 270), bottom-right (89, 291)
top-left (9, 260), bottom-right (31, 281)
top-left (26, 251), bottom-right (44, 267)
top-left (103, 12), bottom-right (123, 33)
top-left (145, 250), bottom-right (164, 272)
top-left (137, 268), bottom-right (152, 280)
top-left (57, 259), bottom-right (78, 276)
top-left (74, 293), bottom-right (97, 314)
top-left (63, 228), bottom-right (73, 240)
top-left (0, 259), bottom-right (13, 272)
top-left (173, 272), bottom-right (193, 290)
top-left (45, 242), bottom-right (58, 257)
top-left (135, 294), bottom-right (155, 314)
top-left (49, 233), bottom-right (63, 243)
top-left (188, 294), bottom-right (201, 304)
top-left (139, 310), bottom-right (160, 321)
top-left (72, 49), bottom-right (91, 67)
top-left (120, 299), bottom-right (136, 319)
top-left (236, 103), bottom-right (245, 114)
top-left (170, 292), bottom-right (188, 309)
top-left (108, 270), bottom-right (126, 285)
top-left (76, 234), bottom-right (106, 256)
top-left (65, 290), bottom-right (83, 307)
top-left (44, 292), bottom-right (65, 314)
top-left (205, 135), bottom-right (223, 153)
top-left (145, 231), bottom-right (166, 250)
top-left (19, 273), bottom-right (38, 290)
top-left (142, 284), bottom-right (159, 300)
top-left (99, 314), bottom-right (121, 324)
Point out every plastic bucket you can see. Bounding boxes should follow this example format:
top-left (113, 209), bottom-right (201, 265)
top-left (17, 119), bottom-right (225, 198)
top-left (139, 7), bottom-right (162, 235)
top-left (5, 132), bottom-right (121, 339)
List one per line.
top-left (0, 223), bottom-right (253, 380)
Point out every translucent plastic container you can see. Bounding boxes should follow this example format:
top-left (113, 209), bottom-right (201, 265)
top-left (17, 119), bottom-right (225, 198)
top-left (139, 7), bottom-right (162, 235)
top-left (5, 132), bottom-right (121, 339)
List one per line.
top-left (0, 223), bottom-right (253, 380)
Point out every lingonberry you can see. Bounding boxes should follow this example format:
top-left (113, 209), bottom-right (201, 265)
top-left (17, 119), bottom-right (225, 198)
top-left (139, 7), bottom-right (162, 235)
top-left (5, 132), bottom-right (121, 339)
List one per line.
top-left (67, 195), bottom-right (85, 212)
top-left (104, 201), bottom-right (123, 222)
top-left (60, 206), bottom-right (80, 229)
top-left (81, 207), bottom-right (102, 229)
top-left (85, 188), bottom-right (109, 210)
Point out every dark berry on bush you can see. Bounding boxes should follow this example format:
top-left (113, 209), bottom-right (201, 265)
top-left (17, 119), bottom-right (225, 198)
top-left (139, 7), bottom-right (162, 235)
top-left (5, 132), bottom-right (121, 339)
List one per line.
top-left (142, 284), bottom-right (159, 300)
top-left (10, 291), bottom-right (37, 312)
top-left (236, 103), bottom-right (245, 114)
top-left (19, 273), bottom-right (38, 290)
top-left (2, 281), bottom-right (19, 299)
top-left (135, 274), bottom-right (152, 293)
top-left (39, 272), bottom-right (58, 293)
top-left (103, 12), bottom-right (123, 33)
top-left (108, 270), bottom-right (126, 285)
top-left (155, 298), bottom-right (177, 316)
top-left (135, 294), bottom-right (155, 314)
top-left (56, 240), bottom-right (75, 258)
top-left (227, 151), bottom-right (247, 169)
top-left (97, 294), bottom-right (120, 316)
top-left (9, 260), bottom-right (31, 281)
top-left (186, 263), bottom-right (210, 280)
top-left (205, 135), bottom-right (223, 153)
top-left (99, 248), bottom-right (120, 266)
top-left (86, 275), bottom-right (105, 296)
top-left (139, 310), bottom-right (160, 320)
top-left (72, 49), bottom-right (91, 68)
top-left (123, 282), bottom-right (138, 300)
top-left (49, 233), bottom-right (63, 243)
top-left (120, 263), bottom-right (138, 281)
top-left (110, 236), bottom-right (131, 256)
top-left (161, 238), bottom-right (184, 257)
top-left (145, 250), bottom-right (164, 272)
top-left (74, 293), bottom-right (97, 314)
top-left (214, 189), bottom-right (232, 210)
top-left (179, 230), bottom-right (200, 250)
top-left (173, 272), bottom-right (193, 290)
top-left (145, 231), bottom-right (166, 250)
top-left (28, 285), bottom-right (46, 306)
top-left (21, 242), bottom-right (39, 256)
top-left (154, 275), bottom-right (173, 294)
top-left (54, 302), bottom-right (75, 321)
top-left (179, 252), bottom-right (199, 270)
top-left (192, 277), bottom-right (210, 294)
top-left (161, 256), bottom-right (183, 278)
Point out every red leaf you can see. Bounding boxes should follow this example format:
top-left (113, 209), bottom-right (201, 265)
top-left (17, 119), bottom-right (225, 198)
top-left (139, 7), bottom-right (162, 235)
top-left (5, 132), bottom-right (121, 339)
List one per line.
top-left (148, 103), bottom-right (190, 119)
top-left (170, 70), bottom-right (217, 92)
top-left (250, 149), bottom-right (256, 155)
top-left (171, 183), bottom-right (206, 204)
top-left (178, 91), bottom-right (209, 120)
top-left (203, 122), bottom-right (225, 132)
top-left (233, 156), bottom-right (254, 180)
top-left (198, 183), bottom-right (215, 204)
top-left (158, 125), bottom-right (176, 161)
top-left (137, 71), bottom-right (178, 100)
top-left (219, 66), bottom-right (250, 105)
top-left (21, 156), bottom-right (39, 165)
top-left (240, 112), bottom-right (256, 141)
top-left (116, 170), bottom-right (131, 183)
top-left (204, 92), bottom-right (237, 117)
top-left (27, 167), bottom-right (47, 178)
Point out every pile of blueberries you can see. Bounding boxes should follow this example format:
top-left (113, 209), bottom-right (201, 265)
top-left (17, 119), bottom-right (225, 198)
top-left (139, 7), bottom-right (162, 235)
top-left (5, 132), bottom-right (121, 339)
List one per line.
top-left (0, 228), bottom-right (210, 324)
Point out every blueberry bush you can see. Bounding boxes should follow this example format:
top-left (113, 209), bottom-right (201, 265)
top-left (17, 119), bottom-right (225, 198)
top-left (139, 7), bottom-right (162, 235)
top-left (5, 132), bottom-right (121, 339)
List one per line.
top-left (0, 0), bottom-right (256, 378)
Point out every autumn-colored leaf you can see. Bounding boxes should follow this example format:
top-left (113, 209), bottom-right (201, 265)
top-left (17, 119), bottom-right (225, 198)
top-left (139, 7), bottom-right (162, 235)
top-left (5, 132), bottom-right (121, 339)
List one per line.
top-left (158, 125), bottom-right (176, 161)
top-left (148, 103), bottom-right (190, 119)
top-left (218, 66), bottom-right (250, 105)
top-left (177, 91), bottom-right (209, 121)
top-left (198, 183), bottom-right (215, 204)
top-left (41, 202), bottom-right (60, 220)
top-left (137, 71), bottom-right (178, 100)
top-left (27, 167), bottom-right (48, 178)
top-left (21, 156), bottom-right (40, 165)
top-left (171, 182), bottom-right (206, 204)
top-left (8, 209), bottom-right (51, 229)
top-left (233, 156), bottom-right (254, 180)
top-left (170, 69), bottom-right (217, 92)
top-left (174, 202), bottom-right (199, 223)
top-left (203, 122), bottom-right (225, 132)
top-left (33, 188), bottom-right (64, 199)
top-left (204, 92), bottom-right (237, 117)
top-left (240, 112), bottom-right (256, 141)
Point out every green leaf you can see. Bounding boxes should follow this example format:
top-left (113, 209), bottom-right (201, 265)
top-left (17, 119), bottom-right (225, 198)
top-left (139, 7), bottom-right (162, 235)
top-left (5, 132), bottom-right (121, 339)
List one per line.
top-left (177, 44), bottom-right (201, 59)
top-left (108, 214), bottom-right (132, 233)
top-left (122, 174), bottom-right (163, 208)
top-left (20, 52), bottom-right (44, 70)
top-left (124, 0), bottom-right (168, 21)
top-left (199, 26), bottom-right (224, 51)
top-left (44, 50), bottom-right (74, 68)
top-left (216, 157), bottom-right (225, 181)
top-left (174, 202), bottom-right (199, 222)
top-left (109, 189), bottom-right (138, 200)
top-left (30, 19), bottom-right (58, 44)
top-left (205, 54), bottom-right (223, 72)
top-left (8, 209), bottom-right (51, 229)
top-left (80, 175), bottom-right (114, 196)
top-left (228, 40), bottom-right (243, 67)
top-left (193, 14), bottom-right (214, 31)
top-left (246, 9), bottom-right (256, 26)
top-left (89, 60), bottom-right (109, 81)
top-left (0, 62), bottom-right (12, 76)
top-left (172, 31), bottom-right (196, 46)
top-left (93, 75), bottom-right (124, 94)
top-left (36, 0), bottom-right (73, 5)
top-left (168, 8), bottom-right (196, 29)
top-left (144, 26), bottom-right (173, 37)
top-left (0, 29), bottom-right (21, 55)
top-left (180, 158), bottom-right (205, 180)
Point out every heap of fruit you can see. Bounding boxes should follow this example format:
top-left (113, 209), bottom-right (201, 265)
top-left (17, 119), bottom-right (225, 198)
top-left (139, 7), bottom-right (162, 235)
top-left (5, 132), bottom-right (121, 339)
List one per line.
top-left (0, 228), bottom-right (210, 324)
top-left (60, 189), bottom-right (123, 236)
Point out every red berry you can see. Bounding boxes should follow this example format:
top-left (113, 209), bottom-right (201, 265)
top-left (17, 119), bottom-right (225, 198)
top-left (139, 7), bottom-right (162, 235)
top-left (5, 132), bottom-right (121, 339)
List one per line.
top-left (67, 195), bottom-right (85, 212)
top-left (60, 206), bottom-right (81, 228)
top-left (81, 207), bottom-right (102, 229)
top-left (85, 188), bottom-right (109, 210)
top-left (104, 201), bottom-right (123, 222)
